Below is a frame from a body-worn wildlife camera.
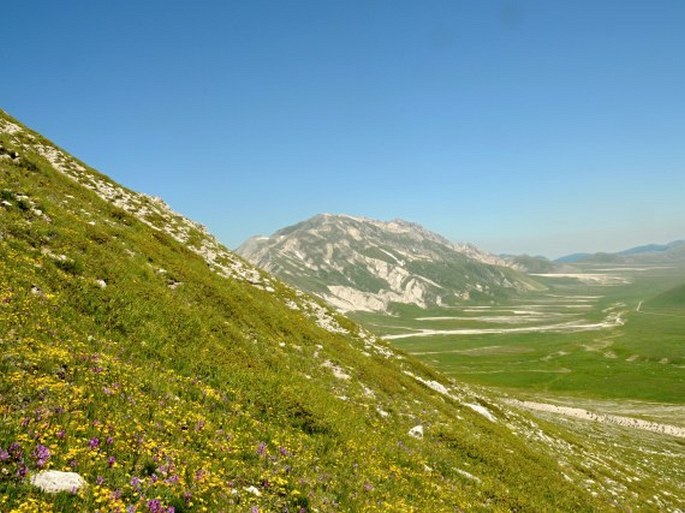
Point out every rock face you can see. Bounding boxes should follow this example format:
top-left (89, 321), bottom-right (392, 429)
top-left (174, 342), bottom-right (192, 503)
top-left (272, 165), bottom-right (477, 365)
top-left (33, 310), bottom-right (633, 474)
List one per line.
top-left (237, 214), bottom-right (542, 312)
top-left (30, 471), bottom-right (86, 493)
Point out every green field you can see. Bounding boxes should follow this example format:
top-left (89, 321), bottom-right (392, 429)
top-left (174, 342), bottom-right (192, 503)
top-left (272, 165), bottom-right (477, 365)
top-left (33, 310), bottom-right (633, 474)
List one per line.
top-left (353, 264), bottom-right (685, 405)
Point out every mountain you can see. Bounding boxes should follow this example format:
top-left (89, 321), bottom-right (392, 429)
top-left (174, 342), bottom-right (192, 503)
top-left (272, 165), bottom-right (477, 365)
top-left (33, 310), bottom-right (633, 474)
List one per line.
top-left (556, 240), bottom-right (685, 265)
top-left (1, 109), bottom-right (682, 511)
top-left (555, 252), bottom-right (592, 263)
top-left (237, 214), bottom-right (543, 313)
top-left (502, 254), bottom-right (569, 274)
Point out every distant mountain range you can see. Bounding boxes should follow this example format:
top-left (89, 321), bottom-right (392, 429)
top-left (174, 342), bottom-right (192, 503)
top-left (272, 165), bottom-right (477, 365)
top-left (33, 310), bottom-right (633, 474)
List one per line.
top-left (237, 214), bottom-right (543, 313)
top-left (556, 240), bottom-right (685, 264)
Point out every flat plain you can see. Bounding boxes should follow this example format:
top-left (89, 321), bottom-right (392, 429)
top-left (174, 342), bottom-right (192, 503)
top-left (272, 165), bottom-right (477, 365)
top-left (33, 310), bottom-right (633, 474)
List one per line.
top-left (353, 263), bottom-right (685, 409)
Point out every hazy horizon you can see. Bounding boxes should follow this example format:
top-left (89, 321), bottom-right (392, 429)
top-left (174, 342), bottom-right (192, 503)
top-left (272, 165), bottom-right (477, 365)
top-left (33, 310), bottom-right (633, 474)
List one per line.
top-left (2, 1), bottom-right (683, 259)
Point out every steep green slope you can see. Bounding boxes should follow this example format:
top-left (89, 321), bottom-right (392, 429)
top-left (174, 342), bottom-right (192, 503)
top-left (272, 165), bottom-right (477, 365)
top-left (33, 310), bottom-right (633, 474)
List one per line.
top-left (0, 110), bottom-right (681, 512)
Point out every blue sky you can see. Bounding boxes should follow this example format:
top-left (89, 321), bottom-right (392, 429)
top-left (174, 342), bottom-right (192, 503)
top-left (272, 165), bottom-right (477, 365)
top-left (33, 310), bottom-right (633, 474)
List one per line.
top-left (2, 1), bottom-right (684, 258)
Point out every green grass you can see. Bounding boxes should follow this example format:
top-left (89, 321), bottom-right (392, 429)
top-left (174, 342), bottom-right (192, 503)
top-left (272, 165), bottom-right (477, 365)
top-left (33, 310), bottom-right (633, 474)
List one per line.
top-left (362, 267), bottom-right (685, 404)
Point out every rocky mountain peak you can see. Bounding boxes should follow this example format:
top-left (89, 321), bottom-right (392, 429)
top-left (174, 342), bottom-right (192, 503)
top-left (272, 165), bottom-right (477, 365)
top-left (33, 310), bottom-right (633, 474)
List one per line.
top-left (237, 214), bottom-right (541, 313)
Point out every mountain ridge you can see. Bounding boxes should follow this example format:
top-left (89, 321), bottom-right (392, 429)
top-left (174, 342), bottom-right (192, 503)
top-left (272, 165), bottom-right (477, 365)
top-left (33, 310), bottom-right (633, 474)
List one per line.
top-left (556, 240), bottom-right (685, 264)
top-left (237, 213), bottom-right (543, 313)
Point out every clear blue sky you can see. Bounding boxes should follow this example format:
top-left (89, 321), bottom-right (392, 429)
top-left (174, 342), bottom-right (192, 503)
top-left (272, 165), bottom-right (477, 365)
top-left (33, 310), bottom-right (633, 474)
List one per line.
top-left (2, 1), bottom-right (684, 258)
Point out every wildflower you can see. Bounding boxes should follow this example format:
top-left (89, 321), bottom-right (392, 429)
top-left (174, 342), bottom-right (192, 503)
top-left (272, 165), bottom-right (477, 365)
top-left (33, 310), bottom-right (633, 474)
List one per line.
top-left (16, 464), bottom-right (28, 479)
top-left (131, 476), bottom-right (141, 490)
top-left (89, 437), bottom-right (100, 450)
top-left (147, 499), bottom-right (162, 513)
top-left (8, 442), bottom-right (23, 459)
top-left (96, 476), bottom-right (105, 485)
top-left (0, 449), bottom-right (9, 461)
top-left (108, 456), bottom-right (116, 467)
top-left (256, 442), bottom-right (266, 456)
top-left (33, 444), bottom-right (50, 468)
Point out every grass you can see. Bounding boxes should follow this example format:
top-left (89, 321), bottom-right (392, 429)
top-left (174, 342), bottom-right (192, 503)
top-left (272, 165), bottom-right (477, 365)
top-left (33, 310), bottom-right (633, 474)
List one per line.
top-left (356, 265), bottom-right (685, 404)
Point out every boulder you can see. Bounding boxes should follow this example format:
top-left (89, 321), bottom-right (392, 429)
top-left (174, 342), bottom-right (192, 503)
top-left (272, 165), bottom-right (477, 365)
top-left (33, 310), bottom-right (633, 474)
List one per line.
top-left (30, 470), bottom-right (86, 493)
top-left (408, 425), bottom-right (424, 439)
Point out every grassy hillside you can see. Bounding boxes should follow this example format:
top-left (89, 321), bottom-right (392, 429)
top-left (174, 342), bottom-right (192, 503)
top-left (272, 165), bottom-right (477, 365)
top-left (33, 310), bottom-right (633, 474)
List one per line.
top-left (0, 110), bottom-right (682, 512)
top-left (646, 282), bottom-right (685, 309)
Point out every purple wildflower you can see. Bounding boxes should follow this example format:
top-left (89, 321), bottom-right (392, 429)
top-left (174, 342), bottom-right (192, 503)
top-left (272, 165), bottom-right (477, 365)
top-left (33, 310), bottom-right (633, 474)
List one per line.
top-left (131, 476), bottom-right (141, 490)
top-left (16, 464), bottom-right (28, 478)
top-left (8, 442), bottom-right (22, 459)
top-left (0, 449), bottom-right (9, 461)
top-left (108, 456), bottom-right (116, 467)
top-left (33, 444), bottom-right (51, 468)
top-left (96, 476), bottom-right (105, 485)
top-left (89, 437), bottom-right (100, 450)
top-left (256, 442), bottom-right (266, 456)
top-left (147, 499), bottom-right (162, 513)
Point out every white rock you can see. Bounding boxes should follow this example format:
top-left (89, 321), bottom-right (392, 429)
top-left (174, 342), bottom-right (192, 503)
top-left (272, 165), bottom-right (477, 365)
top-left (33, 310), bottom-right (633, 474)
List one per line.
top-left (464, 403), bottom-right (497, 422)
top-left (408, 425), bottom-right (424, 439)
top-left (30, 470), bottom-right (86, 493)
top-left (95, 279), bottom-right (107, 288)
